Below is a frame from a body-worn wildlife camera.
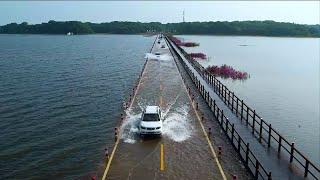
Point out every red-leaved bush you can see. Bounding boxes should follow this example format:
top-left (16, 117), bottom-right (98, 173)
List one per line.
top-left (189, 53), bottom-right (206, 59)
top-left (170, 36), bottom-right (199, 47)
top-left (206, 64), bottom-right (249, 80)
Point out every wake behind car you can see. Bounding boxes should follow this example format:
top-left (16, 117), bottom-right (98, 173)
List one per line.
top-left (139, 106), bottom-right (162, 136)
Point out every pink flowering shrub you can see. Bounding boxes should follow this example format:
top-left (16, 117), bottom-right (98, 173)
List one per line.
top-left (189, 53), bottom-right (206, 59)
top-left (206, 64), bottom-right (249, 80)
top-left (170, 36), bottom-right (199, 47)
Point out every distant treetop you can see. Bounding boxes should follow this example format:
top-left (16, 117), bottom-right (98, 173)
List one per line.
top-left (0, 20), bottom-right (319, 37)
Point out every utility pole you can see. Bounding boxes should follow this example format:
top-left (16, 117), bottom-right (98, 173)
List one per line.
top-left (183, 9), bottom-right (185, 23)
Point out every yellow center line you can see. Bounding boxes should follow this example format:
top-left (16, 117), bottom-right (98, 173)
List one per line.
top-left (160, 143), bottom-right (165, 171)
top-left (159, 96), bottom-right (163, 107)
top-left (159, 58), bottom-right (165, 172)
top-left (192, 101), bottom-right (227, 180)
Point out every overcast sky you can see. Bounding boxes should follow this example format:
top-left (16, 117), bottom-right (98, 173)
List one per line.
top-left (0, 1), bottom-right (319, 25)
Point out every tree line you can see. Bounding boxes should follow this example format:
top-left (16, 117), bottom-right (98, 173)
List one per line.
top-left (0, 20), bottom-right (319, 37)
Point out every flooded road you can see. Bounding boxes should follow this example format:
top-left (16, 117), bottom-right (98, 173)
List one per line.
top-left (104, 36), bottom-right (227, 179)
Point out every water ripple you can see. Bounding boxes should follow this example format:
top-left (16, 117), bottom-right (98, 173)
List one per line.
top-left (0, 34), bottom-right (154, 179)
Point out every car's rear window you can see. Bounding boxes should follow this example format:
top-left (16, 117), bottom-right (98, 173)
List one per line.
top-left (143, 114), bottom-right (160, 121)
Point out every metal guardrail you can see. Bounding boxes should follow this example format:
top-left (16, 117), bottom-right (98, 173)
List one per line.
top-left (165, 37), bottom-right (271, 180)
top-left (167, 36), bottom-right (320, 179)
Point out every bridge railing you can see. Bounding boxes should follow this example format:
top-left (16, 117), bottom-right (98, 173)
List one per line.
top-left (167, 36), bottom-right (320, 179)
top-left (166, 37), bottom-right (271, 180)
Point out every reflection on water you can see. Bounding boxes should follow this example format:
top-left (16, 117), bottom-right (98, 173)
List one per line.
top-left (178, 35), bottom-right (320, 164)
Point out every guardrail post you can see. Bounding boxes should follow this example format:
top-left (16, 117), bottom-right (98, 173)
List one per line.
top-left (268, 124), bottom-right (272, 147)
top-left (259, 118), bottom-right (263, 143)
top-left (304, 160), bottom-right (309, 177)
top-left (231, 124), bottom-right (235, 143)
top-left (221, 110), bottom-right (224, 125)
top-left (252, 110), bottom-right (256, 134)
top-left (114, 127), bottom-right (118, 142)
top-left (268, 172), bottom-right (272, 180)
top-left (224, 86), bottom-right (227, 102)
top-left (290, 142), bottom-right (295, 163)
top-left (202, 86), bottom-right (204, 96)
top-left (245, 143), bottom-right (250, 166)
top-left (255, 160), bottom-right (260, 179)
top-left (228, 90), bottom-right (231, 106)
top-left (236, 98), bottom-right (239, 116)
top-left (246, 106), bottom-right (249, 125)
top-left (278, 136), bottom-right (282, 154)
top-left (226, 119), bottom-right (229, 133)
top-left (241, 100), bottom-right (244, 121)
top-left (221, 84), bottom-right (224, 98)
top-left (204, 90), bottom-right (206, 100)
top-left (237, 135), bottom-right (241, 153)
top-left (211, 75), bottom-right (213, 85)
top-left (231, 92), bottom-right (234, 111)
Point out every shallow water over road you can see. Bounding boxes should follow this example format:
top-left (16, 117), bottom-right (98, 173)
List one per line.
top-left (107, 37), bottom-right (227, 180)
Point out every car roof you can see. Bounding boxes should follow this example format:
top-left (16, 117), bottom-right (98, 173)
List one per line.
top-left (145, 106), bottom-right (159, 114)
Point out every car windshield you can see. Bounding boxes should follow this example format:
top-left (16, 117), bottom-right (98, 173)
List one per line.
top-left (143, 114), bottom-right (160, 121)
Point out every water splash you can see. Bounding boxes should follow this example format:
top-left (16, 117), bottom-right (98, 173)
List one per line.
top-left (162, 105), bottom-right (193, 142)
top-left (120, 110), bottom-right (141, 144)
top-left (145, 53), bottom-right (172, 62)
top-left (121, 97), bottom-right (193, 143)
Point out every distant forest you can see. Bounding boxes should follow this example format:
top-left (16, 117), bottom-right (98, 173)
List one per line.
top-left (0, 20), bottom-right (319, 37)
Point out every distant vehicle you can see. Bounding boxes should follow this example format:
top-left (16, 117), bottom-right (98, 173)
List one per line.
top-left (139, 106), bottom-right (162, 136)
top-left (154, 52), bottom-right (161, 58)
top-left (161, 45), bottom-right (165, 48)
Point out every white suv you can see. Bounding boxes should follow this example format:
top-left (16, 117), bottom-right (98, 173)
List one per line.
top-left (139, 106), bottom-right (162, 136)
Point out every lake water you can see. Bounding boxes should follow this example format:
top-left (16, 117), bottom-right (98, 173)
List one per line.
top-left (0, 34), bottom-right (154, 179)
top-left (177, 35), bottom-right (320, 165)
top-left (0, 34), bottom-right (319, 179)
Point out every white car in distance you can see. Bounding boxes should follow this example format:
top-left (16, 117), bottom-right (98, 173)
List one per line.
top-left (139, 106), bottom-right (162, 136)
top-left (154, 52), bottom-right (161, 58)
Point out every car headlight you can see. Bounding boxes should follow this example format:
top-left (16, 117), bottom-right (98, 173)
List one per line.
top-left (140, 126), bottom-right (146, 129)
top-left (156, 127), bottom-right (161, 129)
